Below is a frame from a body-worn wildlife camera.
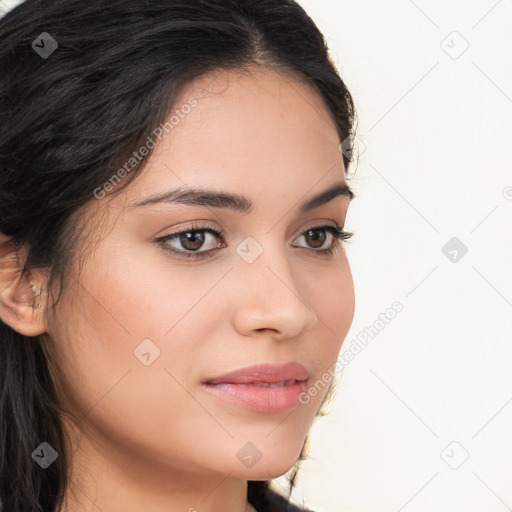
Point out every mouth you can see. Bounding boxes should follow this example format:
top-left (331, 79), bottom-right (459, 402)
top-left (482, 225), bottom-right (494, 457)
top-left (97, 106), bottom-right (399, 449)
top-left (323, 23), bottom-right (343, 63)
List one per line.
top-left (203, 362), bottom-right (310, 386)
top-left (202, 378), bottom-right (309, 413)
top-left (204, 377), bottom-right (306, 388)
top-left (210, 378), bottom-right (299, 387)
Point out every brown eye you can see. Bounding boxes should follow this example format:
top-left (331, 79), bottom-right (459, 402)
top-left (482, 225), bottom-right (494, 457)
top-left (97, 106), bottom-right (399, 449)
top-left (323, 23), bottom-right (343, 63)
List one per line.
top-left (156, 223), bottom-right (225, 260)
top-left (178, 231), bottom-right (206, 251)
top-left (293, 225), bottom-right (353, 254)
top-left (303, 228), bottom-right (327, 249)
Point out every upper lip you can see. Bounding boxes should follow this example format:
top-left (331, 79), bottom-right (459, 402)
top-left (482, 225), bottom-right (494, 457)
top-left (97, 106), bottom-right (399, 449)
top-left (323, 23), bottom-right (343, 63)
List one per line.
top-left (203, 362), bottom-right (310, 385)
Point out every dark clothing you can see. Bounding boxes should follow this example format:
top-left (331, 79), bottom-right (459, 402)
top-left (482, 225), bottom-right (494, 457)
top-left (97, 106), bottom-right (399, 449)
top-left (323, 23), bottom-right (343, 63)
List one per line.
top-left (265, 487), bottom-right (316, 511)
top-left (248, 482), bottom-right (316, 512)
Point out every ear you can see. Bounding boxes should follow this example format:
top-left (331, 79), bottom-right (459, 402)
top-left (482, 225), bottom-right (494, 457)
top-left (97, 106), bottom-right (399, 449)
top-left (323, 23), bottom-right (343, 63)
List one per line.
top-left (0, 233), bottom-right (48, 337)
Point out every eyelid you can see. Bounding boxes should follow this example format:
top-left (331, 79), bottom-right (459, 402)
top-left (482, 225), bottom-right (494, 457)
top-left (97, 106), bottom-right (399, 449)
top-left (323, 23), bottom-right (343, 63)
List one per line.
top-left (162, 221), bottom-right (221, 238)
top-left (160, 219), bottom-right (343, 240)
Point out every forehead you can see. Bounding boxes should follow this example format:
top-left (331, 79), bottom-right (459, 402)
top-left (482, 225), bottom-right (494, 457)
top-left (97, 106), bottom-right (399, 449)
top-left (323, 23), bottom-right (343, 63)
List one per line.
top-left (121, 65), bottom-right (345, 208)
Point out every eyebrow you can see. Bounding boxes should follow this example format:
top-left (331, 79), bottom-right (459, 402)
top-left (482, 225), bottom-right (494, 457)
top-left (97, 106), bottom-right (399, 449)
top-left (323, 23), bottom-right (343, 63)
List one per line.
top-left (126, 181), bottom-right (354, 215)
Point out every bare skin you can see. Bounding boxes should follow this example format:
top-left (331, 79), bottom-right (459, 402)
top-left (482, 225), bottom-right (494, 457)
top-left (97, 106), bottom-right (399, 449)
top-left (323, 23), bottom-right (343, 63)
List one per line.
top-left (0, 65), bottom-right (355, 512)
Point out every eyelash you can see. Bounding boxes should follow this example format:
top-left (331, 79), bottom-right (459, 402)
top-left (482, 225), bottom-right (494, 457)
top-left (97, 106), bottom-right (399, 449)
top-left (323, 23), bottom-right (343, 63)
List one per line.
top-left (155, 222), bottom-right (354, 261)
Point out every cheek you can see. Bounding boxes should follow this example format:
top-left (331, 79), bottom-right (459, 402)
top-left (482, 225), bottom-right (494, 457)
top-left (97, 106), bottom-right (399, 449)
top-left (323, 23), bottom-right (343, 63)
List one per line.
top-left (84, 237), bottom-right (228, 337)
top-left (47, 263), bottom-right (222, 467)
top-left (294, 258), bottom-right (354, 412)
top-left (306, 258), bottom-right (355, 349)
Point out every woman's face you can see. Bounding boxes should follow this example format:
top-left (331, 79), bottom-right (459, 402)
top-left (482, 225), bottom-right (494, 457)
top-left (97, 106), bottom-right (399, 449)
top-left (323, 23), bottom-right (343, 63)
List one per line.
top-left (44, 66), bottom-right (355, 497)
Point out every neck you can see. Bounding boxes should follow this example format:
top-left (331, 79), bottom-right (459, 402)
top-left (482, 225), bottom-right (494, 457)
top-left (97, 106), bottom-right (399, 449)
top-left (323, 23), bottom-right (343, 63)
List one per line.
top-left (58, 419), bottom-right (254, 512)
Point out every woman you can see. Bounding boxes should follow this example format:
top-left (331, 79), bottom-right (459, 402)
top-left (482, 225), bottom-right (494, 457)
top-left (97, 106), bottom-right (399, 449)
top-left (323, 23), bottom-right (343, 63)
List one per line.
top-left (0, 1), bottom-right (358, 510)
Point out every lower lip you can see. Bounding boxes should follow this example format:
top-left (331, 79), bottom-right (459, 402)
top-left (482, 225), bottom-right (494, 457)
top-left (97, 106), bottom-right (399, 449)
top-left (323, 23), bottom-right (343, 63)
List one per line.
top-left (202, 380), bottom-right (308, 413)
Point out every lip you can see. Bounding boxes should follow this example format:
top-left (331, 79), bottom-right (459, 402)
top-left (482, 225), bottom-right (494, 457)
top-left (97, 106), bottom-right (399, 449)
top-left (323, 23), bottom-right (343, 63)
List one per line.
top-left (203, 380), bottom-right (308, 413)
top-left (201, 362), bottom-right (310, 413)
top-left (202, 362), bottom-right (310, 385)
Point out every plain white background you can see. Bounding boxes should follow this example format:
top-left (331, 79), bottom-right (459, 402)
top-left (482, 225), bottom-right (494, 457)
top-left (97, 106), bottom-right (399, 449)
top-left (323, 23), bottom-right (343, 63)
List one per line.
top-left (1, 1), bottom-right (511, 511)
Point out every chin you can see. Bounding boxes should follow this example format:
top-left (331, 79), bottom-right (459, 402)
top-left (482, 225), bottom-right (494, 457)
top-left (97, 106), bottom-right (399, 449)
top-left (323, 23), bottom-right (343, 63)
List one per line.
top-left (234, 460), bottom-right (298, 481)
top-left (231, 443), bottom-right (304, 480)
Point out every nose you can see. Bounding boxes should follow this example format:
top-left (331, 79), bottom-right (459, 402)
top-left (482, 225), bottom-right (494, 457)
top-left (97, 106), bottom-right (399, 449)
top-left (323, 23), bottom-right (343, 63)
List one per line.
top-left (231, 243), bottom-right (318, 340)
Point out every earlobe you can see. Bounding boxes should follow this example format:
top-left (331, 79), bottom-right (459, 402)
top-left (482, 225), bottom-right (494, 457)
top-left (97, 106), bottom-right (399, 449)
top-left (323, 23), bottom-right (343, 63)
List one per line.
top-left (0, 236), bottom-right (48, 337)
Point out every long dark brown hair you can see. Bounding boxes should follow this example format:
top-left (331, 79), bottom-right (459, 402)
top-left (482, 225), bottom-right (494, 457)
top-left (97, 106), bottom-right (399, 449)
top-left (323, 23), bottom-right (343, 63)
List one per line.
top-left (0, 0), bottom-right (357, 510)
